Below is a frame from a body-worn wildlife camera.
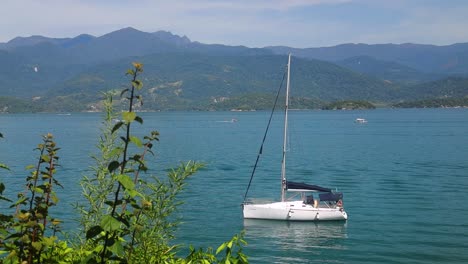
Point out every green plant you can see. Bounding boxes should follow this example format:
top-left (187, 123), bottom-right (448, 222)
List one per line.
top-left (184, 232), bottom-right (248, 264)
top-left (75, 91), bottom-right (120, 233)
top-left (79, 63), bottom-right (248, 263)
top-left (1, 63), bottom-right (248, 263)
top-left (0, 133), bottom-right (73, 263)
top-left (0, 132), bottom-right (10, 203)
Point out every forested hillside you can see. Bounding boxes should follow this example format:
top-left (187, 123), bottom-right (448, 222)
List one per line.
top-left (1, 28), bottom-right (468, 112)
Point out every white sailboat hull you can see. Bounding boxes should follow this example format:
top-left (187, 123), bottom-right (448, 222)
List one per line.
top-left (243, 200), bottom-right (347, 221)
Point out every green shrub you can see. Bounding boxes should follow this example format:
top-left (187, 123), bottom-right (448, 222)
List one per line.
top-left (1, 63), bottom-right (247, 263)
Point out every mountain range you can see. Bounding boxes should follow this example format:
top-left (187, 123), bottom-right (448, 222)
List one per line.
top-left (1, 27), bottom-right (467, 112)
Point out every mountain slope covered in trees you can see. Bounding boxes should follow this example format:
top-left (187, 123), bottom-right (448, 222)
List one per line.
top-left (1, 27), bottom-right (468, 112)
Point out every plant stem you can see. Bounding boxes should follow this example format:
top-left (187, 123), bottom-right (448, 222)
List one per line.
top-left (101, 67), bottom-right (138, 264)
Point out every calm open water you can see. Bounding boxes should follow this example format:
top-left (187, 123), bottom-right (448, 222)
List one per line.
top-left (1, 109), bottom-right (467, 263)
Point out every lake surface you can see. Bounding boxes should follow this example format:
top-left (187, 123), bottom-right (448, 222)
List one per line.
top-left (1, 109), bottom-right (468, 263)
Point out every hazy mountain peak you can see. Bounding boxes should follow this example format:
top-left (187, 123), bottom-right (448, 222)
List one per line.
top-left (75, 33), bottom-right (95, 39)
top-left (112, 27), bottom-right (142, 34)
top-left (97, 27), bottom-right (141, 39)
top-left (61, 34), bottom-right (95, 48)
top-left (152, 30), bottom-right (191, 46)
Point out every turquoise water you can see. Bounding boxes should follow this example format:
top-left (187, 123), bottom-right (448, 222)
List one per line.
top-left (1, 109), bottom-right (467, 263)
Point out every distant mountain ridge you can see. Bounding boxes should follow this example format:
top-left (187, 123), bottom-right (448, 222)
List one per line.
top-left (0, 28), bottom-right (189, 50)
top-left (267, 43), bottom-right (468, 75)
top-left (0, 27), bottom-right (270, 58)
top-left (0, 34), bottom-right (95, 49)
top-left (3, 28), bottom-right (468, 76)
top-left (1, 27), bottom-right (468, 112)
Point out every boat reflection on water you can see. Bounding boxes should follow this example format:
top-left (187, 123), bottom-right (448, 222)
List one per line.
top-left (243, 219), bottom-right (348, 263)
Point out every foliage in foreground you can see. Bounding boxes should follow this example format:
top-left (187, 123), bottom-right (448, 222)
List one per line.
top-left (0, 63), bottom-right (248, 263)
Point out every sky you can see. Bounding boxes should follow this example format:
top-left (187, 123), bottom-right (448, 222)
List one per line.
top-left (1, 0), bottom-right (468, 48)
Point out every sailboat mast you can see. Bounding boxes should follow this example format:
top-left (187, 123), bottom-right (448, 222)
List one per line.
top-left (281, 54), bottom-right (291, 202)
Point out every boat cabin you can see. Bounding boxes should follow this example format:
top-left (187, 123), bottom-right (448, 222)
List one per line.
top-left (286, 181), bottom-right (344, 208)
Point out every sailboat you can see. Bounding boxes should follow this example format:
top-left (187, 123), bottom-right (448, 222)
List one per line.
top-left (242, 54), bottom-right (348, 221)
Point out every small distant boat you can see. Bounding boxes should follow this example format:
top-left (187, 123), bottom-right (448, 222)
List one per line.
top-left (355, 118), bottom-right (368, 123)
top-left (242, 54), bottom-right (347, 221)
top-left (216, 118), bottom-right (238, 123)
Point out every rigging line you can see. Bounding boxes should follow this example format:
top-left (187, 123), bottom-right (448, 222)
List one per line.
top-left (243, 66), bottom-right (287, 203)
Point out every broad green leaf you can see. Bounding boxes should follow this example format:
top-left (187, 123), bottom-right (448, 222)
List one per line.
top-left (134, 115), bottom-right (143, 124)
top-left (42, 236), bottom-right (56, 247)
top-left (109, 239), bottom-right (125, 256)
top-left (32, 241), bottom-right (43, 251)
top-left (11, 196), bottom-right (27, 207)
top-left (51, 193), bottom-right (59, 204)
top-left (33, 187), bottom-right (44, 194)
top-left (112, 121), bottom-right (124, 134)
top-left (125, 188), bottom-right (140, 198)
top-left (64, 247), bottom-right (73, 254)
top-left (132, 80), bottom-right (143, 90)
top-left (51, 218), bottom-right (61, 226)
top-left (130, 136), bottom-right (143, 147)
top-left (117, 174), bottom-right (134, 190)
top-left (41, 155), bottom-right (50, 163)
top-left (105, 199), bottom-right (122, 207)
top-left (86, 225), bottom-right (103, 239)
top-left (109, 147), bottom-right (123, 157)
top-left (0, 195), bottom-right (12, 202)
top-left (0, 163), bottom-right (9, 170)
top-left (122, 111), bottom-right (136, 123)
top-left (100, 215), bottom-right (121, 232)
top-left (131, 154), bottom-right (141, 161)
top-left (216, 242), bottom-right (227, 255)
top-left (108, 161), bottom-right (120, 173)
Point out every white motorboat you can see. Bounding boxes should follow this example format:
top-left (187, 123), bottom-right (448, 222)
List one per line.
top-left (242, 54), bottom-right (348, 221)
top-left (355, 118), bottom-right (368, 123)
